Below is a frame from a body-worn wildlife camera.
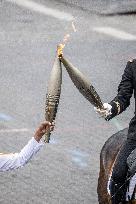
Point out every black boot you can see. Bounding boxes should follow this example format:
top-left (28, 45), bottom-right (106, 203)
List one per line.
top-left (110, 180), bottom-right (126, 204)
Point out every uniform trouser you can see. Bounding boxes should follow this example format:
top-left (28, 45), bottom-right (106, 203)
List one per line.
top-left (111, 138), bottom-right (136, 204)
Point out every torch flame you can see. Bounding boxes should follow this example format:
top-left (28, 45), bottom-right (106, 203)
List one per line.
top-left (57, 21), bottom-right (76, 58)
top-left (57, 44), bottom-right (65, 58)
top-left (57, 33), bottom-right (70, 58)
top-left (72, 21), bottom-right (77, 32)
top-left (63, 34), bottom-right (70, 44)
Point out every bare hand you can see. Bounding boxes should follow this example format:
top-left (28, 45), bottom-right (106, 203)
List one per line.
top-left (34, 121), bottom-right (55, 142)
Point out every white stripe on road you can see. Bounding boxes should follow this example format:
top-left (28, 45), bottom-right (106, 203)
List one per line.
top-left (93, 27), bottom-right (136, 41)
top-left (6, 0), bottom-right (74, 21)
top-left (0, 128), bottom-right (30, 133)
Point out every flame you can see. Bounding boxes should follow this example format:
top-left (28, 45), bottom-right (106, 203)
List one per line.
top-left (72, 21), bottom-right (77, 32)
top-left (63, 34), bottom-right (70, 44)
top-left (57, 21), bottom-right (76, 58)
top-left (57, 44), bottom-right (65, 57)
top-left (57, 34), bottom-right (70, 58)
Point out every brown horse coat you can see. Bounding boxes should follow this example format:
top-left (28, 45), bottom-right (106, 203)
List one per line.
top-left (97, 128), bottom-right (129, 204)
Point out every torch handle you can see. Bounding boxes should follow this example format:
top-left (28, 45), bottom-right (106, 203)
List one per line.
top-left (44, 128), bottom-right (51, 143)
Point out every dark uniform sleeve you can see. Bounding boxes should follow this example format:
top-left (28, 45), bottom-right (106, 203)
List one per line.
top-left (106, 60), bottom-right (134, 121)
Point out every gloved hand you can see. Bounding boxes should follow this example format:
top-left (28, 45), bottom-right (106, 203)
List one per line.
top-left (94, 103), bottom-right (112, 118)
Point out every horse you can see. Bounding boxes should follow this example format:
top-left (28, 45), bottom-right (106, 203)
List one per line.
top-left (97, 128), bottom-right (136, 204)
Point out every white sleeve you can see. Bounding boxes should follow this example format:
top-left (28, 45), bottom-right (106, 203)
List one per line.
top-left (0, 137), bottom-right (44, 172)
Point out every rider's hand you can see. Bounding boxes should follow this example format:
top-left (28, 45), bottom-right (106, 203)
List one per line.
top-left (34, 121), bottom-right (55, 142)
top-left (94, 103), bottom-right (112, 118)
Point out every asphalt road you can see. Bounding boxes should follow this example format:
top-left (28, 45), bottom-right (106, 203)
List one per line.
top-left (53, 0), bottom-right (136, 14)
top-left (0, 0), bottom-right (136, 204)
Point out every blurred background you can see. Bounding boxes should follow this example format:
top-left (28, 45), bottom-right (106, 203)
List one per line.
top-left (0, 0), bottom-right (136, 203)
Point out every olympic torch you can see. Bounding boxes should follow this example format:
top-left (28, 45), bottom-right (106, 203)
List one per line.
top-left (44, 51), bottom-right (62, 143)
top-left (58, 44), bottom-right (103, 110)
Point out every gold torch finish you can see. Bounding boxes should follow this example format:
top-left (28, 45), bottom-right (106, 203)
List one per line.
top-left (44, 54), bottom-right (62, 143)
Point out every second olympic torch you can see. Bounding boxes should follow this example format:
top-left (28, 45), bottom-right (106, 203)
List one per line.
top-left (44, 52), bottom-right (62, 143)
top-left (58, 45), bottom-right (103, 110)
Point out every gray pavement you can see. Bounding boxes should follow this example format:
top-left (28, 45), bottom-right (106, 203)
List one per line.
top-left (0, 0), bottom-right (136, 203)
top-left (51, 0), bottom-right (136, 14)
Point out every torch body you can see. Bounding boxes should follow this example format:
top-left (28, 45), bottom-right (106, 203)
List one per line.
top-left (44, 56), bottom-right (62, 143)
top-left (60, 55), bottom-right (103, 109)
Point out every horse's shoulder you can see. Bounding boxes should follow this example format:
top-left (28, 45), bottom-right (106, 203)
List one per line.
top-left (100, 128), bottom-right (128, 171)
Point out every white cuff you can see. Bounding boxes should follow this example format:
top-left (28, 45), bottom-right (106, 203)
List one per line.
top-left (31, 137), bottom-right (44, 154)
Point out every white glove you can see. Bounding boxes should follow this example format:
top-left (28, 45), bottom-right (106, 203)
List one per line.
top-left (94, 103), bottom-right (112, 118)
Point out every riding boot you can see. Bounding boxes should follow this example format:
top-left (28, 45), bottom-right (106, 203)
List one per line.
top-left (110, 138), bottom-right (136, 204)
top-left (110, 179), bottom-right (126, 204)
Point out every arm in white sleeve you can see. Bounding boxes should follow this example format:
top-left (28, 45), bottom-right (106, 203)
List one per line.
top-left (0, 137), bottom-right (44, 172)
